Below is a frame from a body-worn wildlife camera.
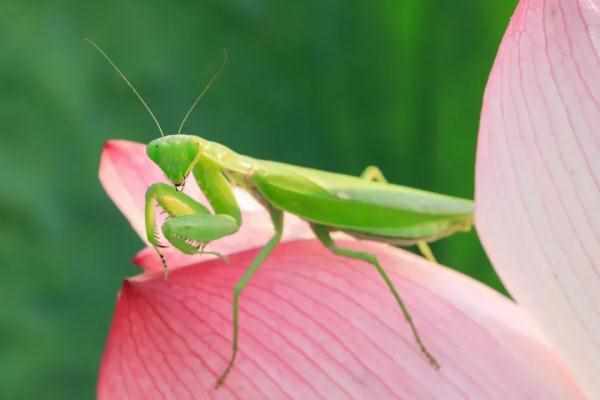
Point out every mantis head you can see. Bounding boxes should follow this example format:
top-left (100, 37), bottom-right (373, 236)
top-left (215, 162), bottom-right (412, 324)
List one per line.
top-left (86, 40), bottom-right (228, 189)
top-left (147, 135), bottom-right (201, 189)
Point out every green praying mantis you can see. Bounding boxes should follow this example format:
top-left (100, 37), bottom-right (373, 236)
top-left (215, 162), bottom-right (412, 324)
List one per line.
top-left (88, 40), bottom-right (474, 387)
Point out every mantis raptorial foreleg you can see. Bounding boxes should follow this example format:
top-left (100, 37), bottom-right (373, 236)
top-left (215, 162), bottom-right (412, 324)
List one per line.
top-left (162, 214), bottom-right (238, 254)
top-left (145, 183), bottom-right (213, 273)
top-left (145, 183), bottom-right (240, 275)
top-left (216, 206), bottom-right (284, 387)
top-left (361, 166), bottom-right (437, 264)
top-left (145, 183), bottom-right (213, 246)
top-left (310, 223), bottom-right (440, 369)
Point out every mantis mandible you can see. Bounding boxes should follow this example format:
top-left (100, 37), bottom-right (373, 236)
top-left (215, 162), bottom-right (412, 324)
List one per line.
top-left (88, 40), bottom-right (474, 386)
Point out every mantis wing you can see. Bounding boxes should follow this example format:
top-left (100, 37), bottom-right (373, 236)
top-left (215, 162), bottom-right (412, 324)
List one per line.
top-left (252, 161), bottom-right (473, 243)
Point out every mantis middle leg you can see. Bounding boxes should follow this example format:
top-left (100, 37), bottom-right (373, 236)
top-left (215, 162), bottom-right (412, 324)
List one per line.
top-left (360, 166), bottom-right (437, 263)
top-left (216, 206), bottom-right (284, 387)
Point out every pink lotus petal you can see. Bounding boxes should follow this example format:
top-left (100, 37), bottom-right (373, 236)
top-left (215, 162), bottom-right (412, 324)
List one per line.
top-left (98, 240), bottom-right (583, 399)
top-left (100, 140), bottom-right (312, 272)
top-left (476, 0), bottom-right (600, 397)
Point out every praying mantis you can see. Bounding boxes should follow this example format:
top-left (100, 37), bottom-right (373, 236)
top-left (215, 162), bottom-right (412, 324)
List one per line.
top-left (89, 40), bottom-right (474, 386)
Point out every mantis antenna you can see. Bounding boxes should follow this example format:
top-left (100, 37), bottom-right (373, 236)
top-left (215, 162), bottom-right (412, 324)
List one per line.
top-left (177, 49), bottom-right (229, 134)
top-left (85, 39), bottom-right (165, 137)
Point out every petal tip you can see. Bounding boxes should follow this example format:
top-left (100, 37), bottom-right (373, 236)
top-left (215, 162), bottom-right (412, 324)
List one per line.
top-left (131, 252), bottom-right (144, 267)
top-left (102, 139), bottom-right (116, 151)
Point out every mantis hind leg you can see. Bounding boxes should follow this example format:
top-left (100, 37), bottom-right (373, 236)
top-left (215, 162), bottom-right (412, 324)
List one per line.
top-left (216, 206), bottom-right (284, 387)
top-left (311, 224), bottom-right (440, 370)
top-left (360, 165), bottom-right (386, 182)
top-left (361, 166), bottom-right (437, 264)
top-left (416, 241), bottom-right (438, 263)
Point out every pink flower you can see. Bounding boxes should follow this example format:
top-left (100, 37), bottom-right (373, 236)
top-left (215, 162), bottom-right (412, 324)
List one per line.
top-left (476, 0), bottom-right (600, 398)
top-left (96, 0), bottom-right (598, 397)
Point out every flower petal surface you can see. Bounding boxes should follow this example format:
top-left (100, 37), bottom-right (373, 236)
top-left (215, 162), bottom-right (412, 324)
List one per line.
top-left (476, 0), bottom-right (600, 397)
top-left (98, 240), bottom-right (583, 399)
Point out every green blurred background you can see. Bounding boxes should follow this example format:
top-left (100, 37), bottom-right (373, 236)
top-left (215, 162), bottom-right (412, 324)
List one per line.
top-left (0, 1), bottom-right (516, 398)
